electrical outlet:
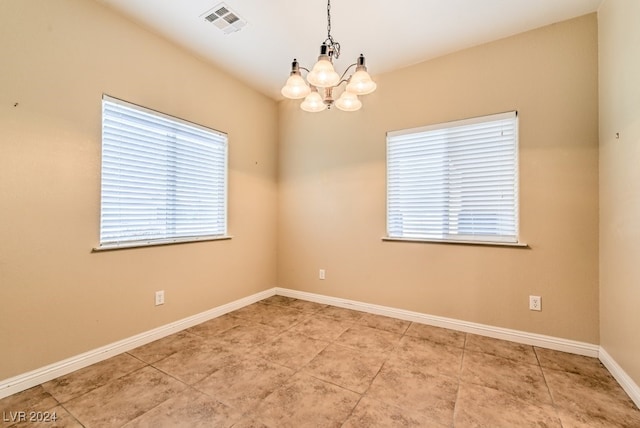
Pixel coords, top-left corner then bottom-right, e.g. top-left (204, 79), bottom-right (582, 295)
top-left (155, 290), bottom-right (165, 306)
top-left (319, 269), bottom-right (326, 280)
top-left (529, 295), bottom-right (541, 311)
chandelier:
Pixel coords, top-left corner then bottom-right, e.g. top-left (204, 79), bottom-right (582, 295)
top-left (280, 0), bottom-right (377, 112)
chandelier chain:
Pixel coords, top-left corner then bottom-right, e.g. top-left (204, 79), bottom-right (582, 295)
top-left (325, 0), bottom-right (340, 59)
top-left (327, 0), bottom-right (331, 39)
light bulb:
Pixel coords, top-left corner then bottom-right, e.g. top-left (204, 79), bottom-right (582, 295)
top-left (346, 69), bottom-right (377, 95)
top-left (281, 73), bottom-right (311, 99)
top-left (300, 90), bottom-right (327, 112)
top-left (307, 57), bottom-right (340, 88)
top-left (335, 90), bottom-right (362, 112)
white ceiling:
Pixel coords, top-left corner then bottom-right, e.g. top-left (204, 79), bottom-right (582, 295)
top-left (95, 0), bottom-right (602, 100)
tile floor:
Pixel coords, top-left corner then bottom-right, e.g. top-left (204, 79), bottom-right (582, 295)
top-left (2, 296), bottom-right (639, 427)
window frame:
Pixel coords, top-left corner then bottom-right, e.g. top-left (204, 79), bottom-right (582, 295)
top-left (96, 95), bottom-right (230, 251)
top-left (385, 111), bottom-right (524, 247)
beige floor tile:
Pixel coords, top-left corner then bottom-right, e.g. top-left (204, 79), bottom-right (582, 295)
top-left (544, 368), bottom-right (640, 427)
top-left (334, 324), bottom-right (402, 354)
top-left (230, 303), bottom-right (274, 324)
top-left (232, 303), bottom-right (306, 329)
top-left (366, 356), bottom-right (458, 426)
top-left (253, 373), bottom-right (360, 428)
top-left (316, 305), bottom-right (365, 322)
top-left (258, 295), bottom-right (298, 307)
top-left (42, 353), bottom-right (146, 403)
top-left (461, 350), bottom-right (552, 405)
top-left (404, 323), bottom-right (466, 348)
top-left (260, 296), bottom-right (327, 312)
top-left (357, 313), bottom-right (411, 335)
top-left (286, 315), bottom-right (351, 341)
top-left (454, 382), bottom-right (562, 427)
top-left (214, 323), bottom-right (282, 353)
top-left (185, 314), bottom-right (245, 339)
top-left (393, 335), bottom-right (463, 378)
top-left (128, 330), bottom-right (202, 364)
top-left (194, 356), bottom-right (293, 413)
top-left (63, 366), bottom-right (186, 427)
top-left (152, 340), bottom-right (236, 385)
top-left (303, 343), bottom-right (386, 393)
top-left (230, 417), bottom-right (270, 428)
top-left (122, 388), bottom-right (242, 428)
top-left (535, 347), bottom-right (614, 383)
top-left (0, 386), bottom-right (59, 428)
top-left (465, 334), bottom-right (538, 365)
top-left (252, 331), bottom-right (329, 370)
top-left (342, 397), bottom-right (446, 428)
top-left (0, 386), bottom-right (58, 415)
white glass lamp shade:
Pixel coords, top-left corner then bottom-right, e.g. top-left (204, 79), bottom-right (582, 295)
top-left (281, 73), bottom-right (311, 99)
top-left (306, 57), bottom-right (340, 88)
top-left (346, 69), bottom-right (377, 95)
top-left (335, 90), bottom-right (362, 112)
top-left (300, 90), bottom-right (327, 112)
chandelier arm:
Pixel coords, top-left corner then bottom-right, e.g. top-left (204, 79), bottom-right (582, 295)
top-left (337, 63), bottom-right (358, 82)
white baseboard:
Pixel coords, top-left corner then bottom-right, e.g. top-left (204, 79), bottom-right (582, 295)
top-left (599, 347), bottom-right (640, 408)
top-left (276, 288), bottom-right (639, 405)
top-left (275, 287), bottom-right (600, 357)
top-left (0, 288), bottom-right (276, 400)
top-left (5, 285), bottom-right (639, 410)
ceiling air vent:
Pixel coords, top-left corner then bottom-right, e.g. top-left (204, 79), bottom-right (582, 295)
top-left (201, 3), bottom-right (247, 35)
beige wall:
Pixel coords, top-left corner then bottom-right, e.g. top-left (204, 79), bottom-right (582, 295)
top-left (278, 14), bottom-right (600, 343)
top-left (599, 0), bottom-right (640, 385)
top-left (0, 0), bottom-right (278, 379)
top-left (0, 1), bottom-right (604, 384)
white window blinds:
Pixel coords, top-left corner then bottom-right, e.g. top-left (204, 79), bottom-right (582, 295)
top-left (100, 95), bottom-right (228, 248)
top-left (387, 111), bottom-right (518, 244)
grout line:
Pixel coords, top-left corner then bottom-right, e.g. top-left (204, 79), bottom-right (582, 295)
top-left (532, 352), bottom-right (555, 404)
top-left (58, 402), bottom-right (85, 428)
top-left (339, 394), bottom-right (365, 427)
top-left (451, 357), bottom-right (464, 427)
top-left (536, 358), bottom-right (565, 427)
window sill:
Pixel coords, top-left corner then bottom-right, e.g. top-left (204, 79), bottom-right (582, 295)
top-left (92, 235), bottom-right (233, 252)
top-left (382, 237), bottom-right (529, 248)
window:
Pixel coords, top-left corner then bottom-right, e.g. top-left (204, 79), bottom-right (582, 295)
top-left (386, 111), bottom-right (518, 244)
top-left (99, 95), bottom-right (228, 249)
